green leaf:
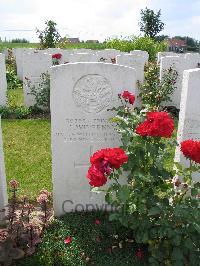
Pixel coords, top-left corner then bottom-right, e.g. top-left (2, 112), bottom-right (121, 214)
top-left (172, 234), bottom-right (181, 246)
top-left (148, 206), bottom-right (161, 216)
top-left (191, 188), bottom-right (198, 196)
top-left (184, 238), bottom-right (194, 250)
top-left (172, 247), bottom-right (184, 262)
top-left (117, 185), bottom-right (130, 203)
top-left (109, 213), bottom-right (119, 221)
top-left (105, 193), bottom-right (113, 204)
top-left (194, 223), bottom-right (200, 233)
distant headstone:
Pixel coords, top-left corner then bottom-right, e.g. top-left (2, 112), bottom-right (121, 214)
top-left (15, 48), bottom-right (34, 80)
top-left (0, 53), bottom-right (7, 106)
top-left (0, 118), bottom-right (8, 224)
top-left (116, 54), bottom-right (146, 106)
top-left (73, 49), bottom-right (93, 53)
top-left (50, 62), bottom-right (136, 216)
top-left (46, 48), bottom-right (62, 54)
top-left (65, 53), bottom-right (98, 63)
top-left (129, 50), bottom-right (149, 63)
top-left (175, 68), bottom-right (200, 183)
top-left (157, 51), bottom-right (176, 63)
top-left (96, 49), bottom-right (121, 63)
top-left (160, 53), bottom-right (200, 109)
top-left (23, 53), bottom-right (52, 107)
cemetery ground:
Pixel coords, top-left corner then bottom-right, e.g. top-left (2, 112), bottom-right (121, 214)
top-left (1, 88), bottom-right (177, 265)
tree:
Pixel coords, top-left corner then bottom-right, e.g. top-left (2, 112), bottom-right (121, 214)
top-left (36, 20), bottom-right (60, 48)
top-left (139, 7), bottom-right (164, 39)
top-left (155, 35), bottom-right (169, 42)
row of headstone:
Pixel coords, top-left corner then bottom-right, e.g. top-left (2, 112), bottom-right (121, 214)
top-left (175, 68), bottom-right (200, 182)
top-left (0, 53), bottom-right (7, 106)
top-left (14, 47), bottom-right (147, 79)
top-left (159, 53), bottom-right (200, 109)
top-left (21, 49), bottom-right (148, 107)
top-left (0, 118), bottom-right (8, 224)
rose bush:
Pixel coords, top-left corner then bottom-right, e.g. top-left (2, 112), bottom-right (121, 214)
top-left (87, 91), bottom-right (200, 265)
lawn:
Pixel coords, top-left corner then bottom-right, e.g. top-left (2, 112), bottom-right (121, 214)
top-left (0, 42), bottom-right (106, 52)
top-left (7, 88), bottom-right (24, 107)
top-left (0, 42), bottom-right (39, 52)
top-left (2, 119), bottom-right (52, 199)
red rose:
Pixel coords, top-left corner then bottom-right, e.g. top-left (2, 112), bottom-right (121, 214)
top-left (135, 112), bottom-right (174, 138)
top-left (52, 53), bottom-right (62, 60)
top-left (90, 148), bottom-right (128, 170)
top-left (181, 139), bottom-right (200, 164)
top-left (95, 219), bottom-right (101, 225)
top-left (87, 148), bottom-right (128, 187)
top-left (87, 165), bottom-right (107, 187)
top-left (121, 90), bottom-right (135, 104)
top-left (64, 236), bottom-right (72, 244)
top-left (136, 248), bottom-right (143, 259)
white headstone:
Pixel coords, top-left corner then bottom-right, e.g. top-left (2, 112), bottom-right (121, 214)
top-left (130, 50), bottom-right (149, 63)
top-left (23, 53), bottom-right (52, 107)
top-left (0, 54), bottom-right (7, 106)
top-left (157, 51), bottom-right (176, 63)
top-left (0, 118), bottom-right (8, 224)
top-left (50, 62), bottom-right (136, 216)
top-left (65, 53), bottom-right (98, 63)
top-left (175, 68), bottom-right (200, 183)
top-left (46, 48), bottom-right (62, 54)
top-left (2, 49), bottom-right (9, 59)
top-left (116, 54), bottom-right (146, 106)
top-left (160, 54), bottom-right (200, 109)
top-left (73, 49), bottom-right (93, 53)
top-left (15, 48), bottom-right (34, 80)
top-left (96, 49), bottom-right (121, 63)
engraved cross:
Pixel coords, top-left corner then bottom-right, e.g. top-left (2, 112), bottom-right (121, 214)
top-left (74, 145), bottom-right (94, 168)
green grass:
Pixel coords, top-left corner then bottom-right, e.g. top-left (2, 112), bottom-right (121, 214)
top-left (0, 42), bottom-right (39, 51)
top-left (0, 42), bottom-right (106, 52)
top-left (2, 119), bottom-right (52, 199)
top-left (7, 88), bottom-right (24, 107)
top-left (17, 212), bottom-right (147, 266)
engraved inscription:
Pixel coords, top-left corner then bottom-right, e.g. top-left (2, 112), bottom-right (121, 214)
top-left (182, 119), bottom-right (200, 139)
top-left (54, 118), bottom-right (120, 143)
top-left (74, 145), bottom-right (93, 168)
top-left (72, 74), bottom-right (112, 113)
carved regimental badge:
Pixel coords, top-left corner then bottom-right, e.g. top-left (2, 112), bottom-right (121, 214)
top-left (73, 74), bottom-right (113, 113)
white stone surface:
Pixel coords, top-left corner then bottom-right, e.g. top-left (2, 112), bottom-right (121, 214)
top-left (96, 49), bottom-right (121, 63)
top-left (175, 68), bottom-right (200, 182)
top-left (73, 49), bottom-right (93, 53)
top-left (64, 53), bottom-right (98, 63)
top-left (160, 54), bottom-right (200, 108)
top-left (129, 50), bottom-right (149, 63)
top-left (46, 48), bottom-right (62, 54)
top-left (0, 118), bottom-right (8, 223)
top-left (50, 62), bottom-right (136, 216)
top-left (23, 53), bottom-right (52, 107)
top-left (0, 54), bottom-right (7, 106)
top-left (15, 48), bottom-right (34, 80)
top-left (116, 54), bottom-right (146, 106)
top-left (2, 49), bottom-right (9, 59)
top-left (157, 52), bottom-right (176, 63)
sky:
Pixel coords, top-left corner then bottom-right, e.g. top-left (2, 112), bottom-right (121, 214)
top-left (0, 0), bottom-right (200, 42)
